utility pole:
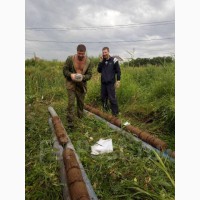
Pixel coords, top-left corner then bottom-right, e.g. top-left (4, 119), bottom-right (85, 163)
top-left (126, 48), bottom-right (135, 67)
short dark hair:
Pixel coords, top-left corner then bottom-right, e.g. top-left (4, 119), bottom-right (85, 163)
top-left (77, 44), bottom-right (86, 52)
top-left (102, 47), bottom-right (109, 52)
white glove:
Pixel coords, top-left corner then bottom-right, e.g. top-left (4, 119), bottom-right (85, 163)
top-left (115, 81), bottom-right (120, 88)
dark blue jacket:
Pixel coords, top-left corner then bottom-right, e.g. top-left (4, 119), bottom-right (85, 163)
top-left (97, 56), bottom-right (121, 84)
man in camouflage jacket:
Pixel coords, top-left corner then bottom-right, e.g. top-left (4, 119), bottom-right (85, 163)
top-left (63, 44), bottom-right (92, 129)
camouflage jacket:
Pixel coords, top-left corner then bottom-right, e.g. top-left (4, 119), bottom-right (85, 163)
top-left (63, 55), bottom-right (92, 82)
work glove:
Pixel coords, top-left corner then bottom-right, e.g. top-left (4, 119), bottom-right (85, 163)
top-left (115, 81), bottom-right (120, 89)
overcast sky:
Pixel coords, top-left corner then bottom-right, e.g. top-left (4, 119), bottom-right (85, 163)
top-left (25, 0), bottom-right (175, 61)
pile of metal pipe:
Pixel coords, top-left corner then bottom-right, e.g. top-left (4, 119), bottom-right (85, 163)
top-left (48, 106), bottom-right (98, 200)
top-left (84, 104), bottom-right (167, 151)
top-left (63, 148), bottom-right (90, 200)
top-left (52, 116), bottom-right (68, 146)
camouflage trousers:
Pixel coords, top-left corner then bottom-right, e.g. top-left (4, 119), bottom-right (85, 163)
top-left (66, 81), bottom-right (87, 126)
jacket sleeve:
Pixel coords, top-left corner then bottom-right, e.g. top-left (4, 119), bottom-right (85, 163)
top-left (97, 62), bottom-right (103, 73)
top-left (114, 60), bottom-right (121, 81)
top-left (83, 60), bottom-right (92, 81)
top-left (63, 56), bottom-right (73, 79)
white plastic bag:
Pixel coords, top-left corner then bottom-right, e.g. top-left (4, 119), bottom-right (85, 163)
top-left (123, 121), bottom-right (130, 126)
top-left (91, 139), bottom-right (113, 155)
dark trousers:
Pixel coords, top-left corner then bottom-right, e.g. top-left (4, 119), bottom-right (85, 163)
top-left (101, 83), bottom-right (119, 116)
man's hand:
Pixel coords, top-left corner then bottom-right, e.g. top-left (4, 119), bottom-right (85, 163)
top-left (115, 81), bottom-right (120, 89)
top-left (70, 73), bottom-right (76, 81)
top-left (99, 56), bottom-right (103, 62)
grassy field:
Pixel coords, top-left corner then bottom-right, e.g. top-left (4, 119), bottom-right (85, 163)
top-left (25, 59), bottom-right (175, 199)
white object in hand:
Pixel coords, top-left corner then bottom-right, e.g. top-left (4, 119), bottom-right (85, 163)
top-left (74, 73), bottom-right (83, 82)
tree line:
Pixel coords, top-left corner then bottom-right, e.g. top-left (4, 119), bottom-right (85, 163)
top-left (25, 56), bottom-right (174, 68)
top-left (123, 56), bottom-right (174, 67)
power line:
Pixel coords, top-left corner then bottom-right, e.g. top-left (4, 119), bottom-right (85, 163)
top-left (25, 37), bottom-right (174, 44)
top-left (135, 48), bottom-right (174, 52)
top-left (25, 48), bottom-right (174, 55)
top-left (26, 20), bottom-right (175, 31)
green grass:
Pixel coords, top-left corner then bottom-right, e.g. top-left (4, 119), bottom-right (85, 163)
top-left (86, 63), bottom-right (175, 149)
top-left (26, 104), bottom-right (63, 200)
top-left (69, 115), bottom-right (175, 200)
top-left (25, 60), bottom-right (175, 199)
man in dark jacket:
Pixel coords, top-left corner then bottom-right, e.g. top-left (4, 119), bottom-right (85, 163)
top-left (63, 44), bottom-right (92, 129)
top-left (97, 47), bottom-right (121, 116)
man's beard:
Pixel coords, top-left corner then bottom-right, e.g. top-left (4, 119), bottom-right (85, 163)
top-left (103, 55), bottom-right (109, 59)
top-left (78, 56), bottom-right (84, 61)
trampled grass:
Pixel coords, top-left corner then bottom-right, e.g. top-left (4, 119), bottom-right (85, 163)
top-left (86, 63), bottom-right (175, 148)
top-left (25, 60), bottom-right (175, 199)
top-left (69, 115), bottom-right (175, 200)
